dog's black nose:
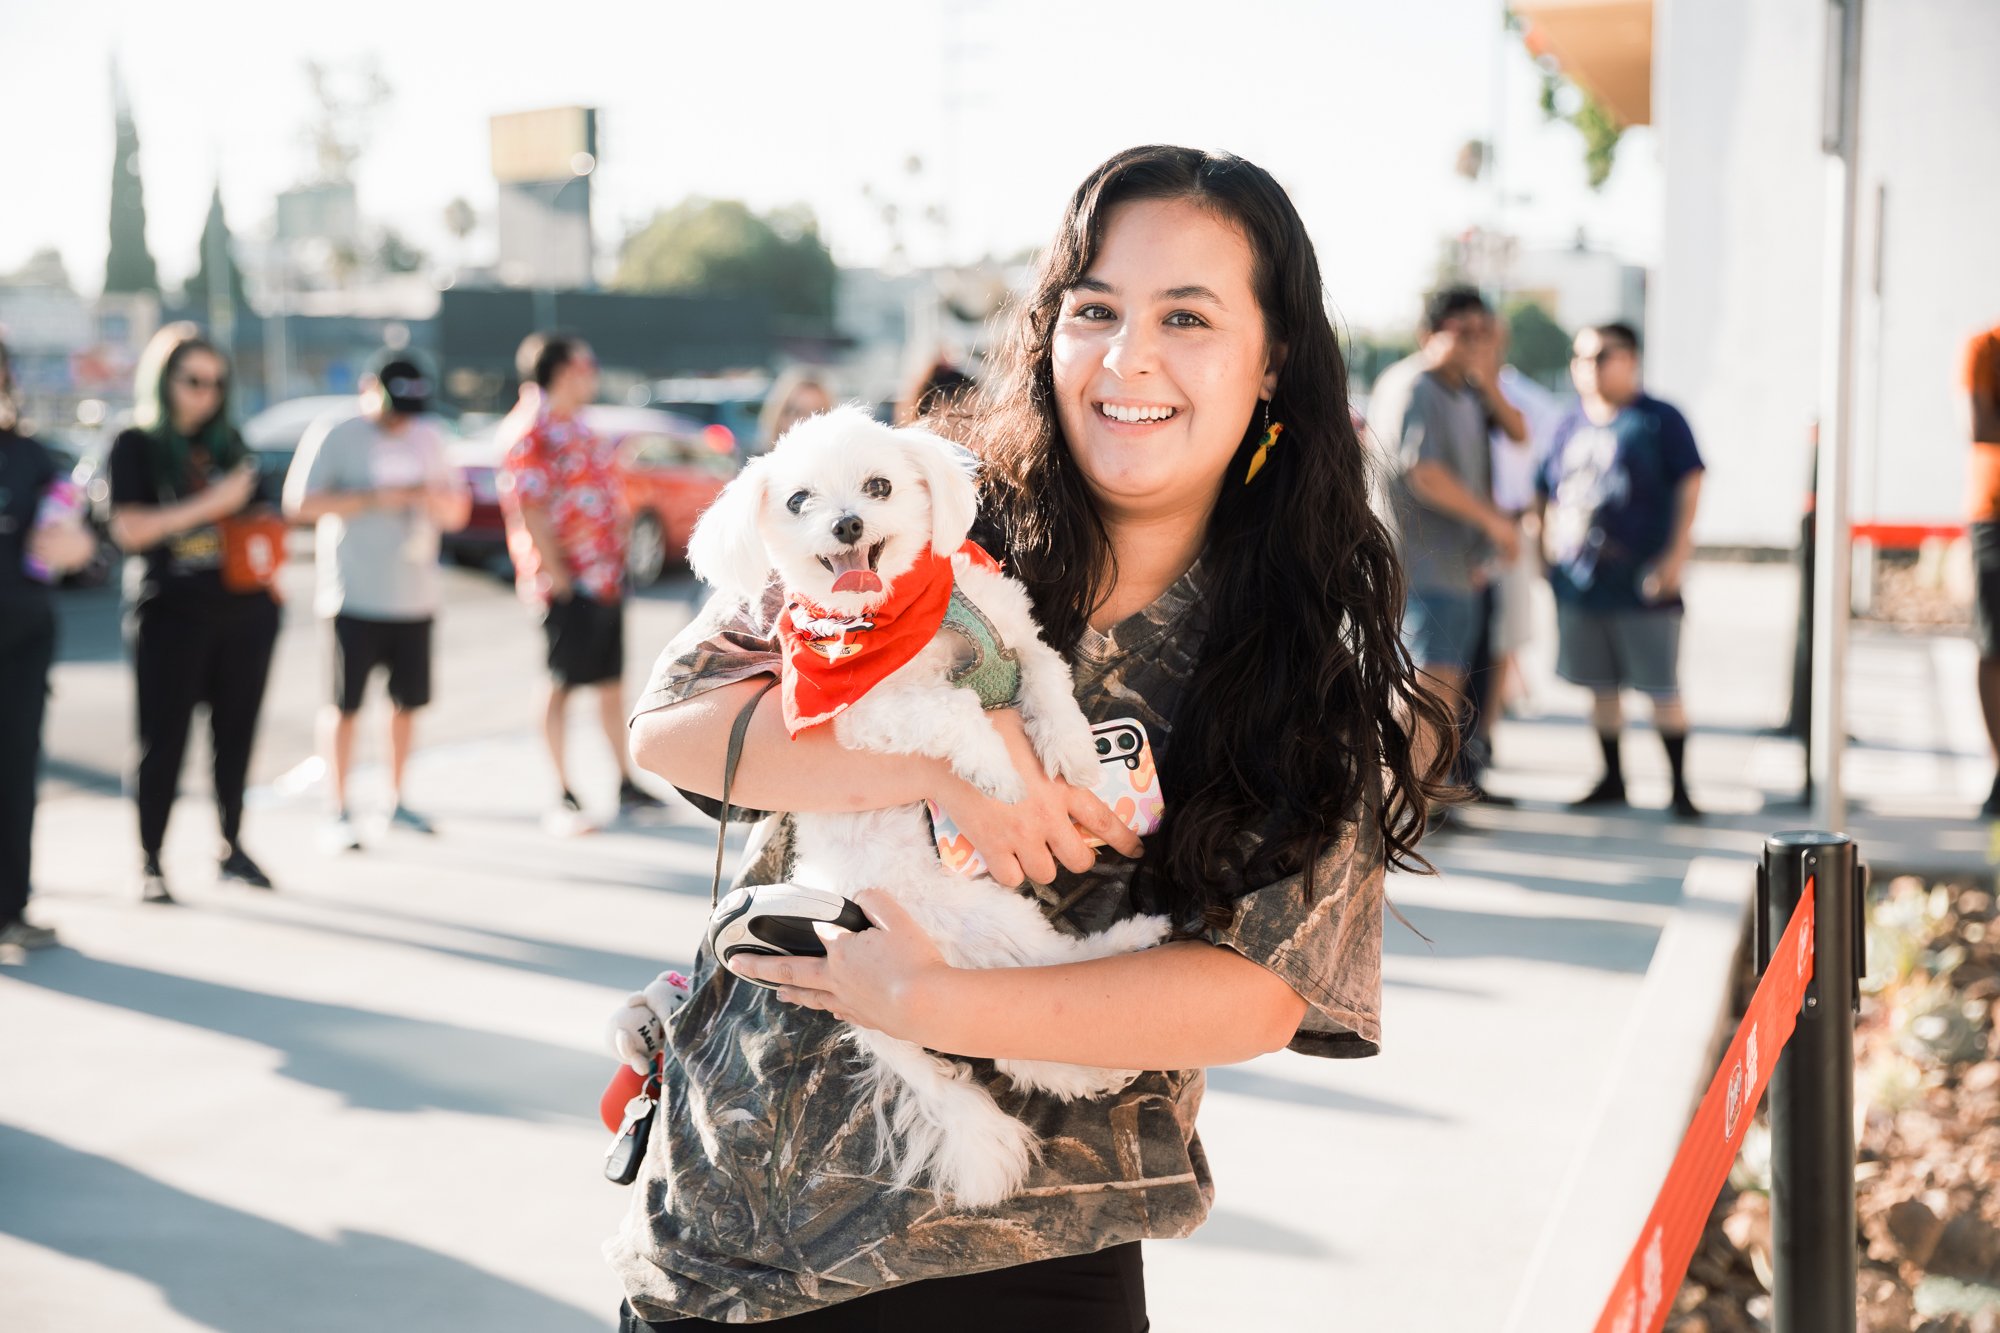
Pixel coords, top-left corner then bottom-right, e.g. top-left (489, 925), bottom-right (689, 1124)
top-left (831, 513), bottom-right (864, 545)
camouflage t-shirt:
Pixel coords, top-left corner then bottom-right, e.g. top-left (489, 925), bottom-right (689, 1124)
top-left (607, 561), bottom-right (1386, 1322)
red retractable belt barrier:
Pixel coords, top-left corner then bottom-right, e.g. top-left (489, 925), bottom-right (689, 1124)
top-left (1594, 878), bottom-right (1819, 1333)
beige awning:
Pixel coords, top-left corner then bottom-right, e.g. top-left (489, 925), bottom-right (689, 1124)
top-left (1513, 0), bottom-right (1654, 127)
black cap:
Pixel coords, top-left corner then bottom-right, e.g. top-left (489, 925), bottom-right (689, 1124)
top-left (366, 351), bottom-right (434, 414)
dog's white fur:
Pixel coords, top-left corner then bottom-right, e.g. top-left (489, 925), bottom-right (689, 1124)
top-left (688, 405), bottom-right (1171, 1209)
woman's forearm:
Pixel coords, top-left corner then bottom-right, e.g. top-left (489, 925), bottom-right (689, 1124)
top-left (110, 497), bottom-right (213, 552)
top-left (912, 941), bottom-right (1307, 1070)
top-left (630, 678), bottom-right (945, 814)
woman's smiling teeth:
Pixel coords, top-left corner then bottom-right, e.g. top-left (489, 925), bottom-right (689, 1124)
top-left (1098, 402), bottom-right (1178, 424)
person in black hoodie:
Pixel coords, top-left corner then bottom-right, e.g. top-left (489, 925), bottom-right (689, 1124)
top-left (106, 323), bottom-right (280, 903)
top-left (0, 338), bottom-right (96, 949)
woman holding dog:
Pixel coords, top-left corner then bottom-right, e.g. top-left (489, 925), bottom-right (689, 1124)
top-left (620, 146), bottom-right (1456, 1328)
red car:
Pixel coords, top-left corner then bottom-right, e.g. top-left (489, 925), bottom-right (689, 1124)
top-left (446, 405), bottom-right (737, 585)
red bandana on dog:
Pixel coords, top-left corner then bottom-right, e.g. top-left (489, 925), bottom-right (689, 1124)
top-left (777, 540), bottom-right (1001, 736)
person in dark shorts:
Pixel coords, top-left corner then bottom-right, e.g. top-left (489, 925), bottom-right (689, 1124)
top-left (284, 350), bottom-right (469, 851)
top-left (1540, 322), bottom-right (1706, 818)
top-left (1965, 321), bottom-right (2000, 817)
top-left (1367, 285), bottom-right (1526, 800)
top-left (497, 333), bottom-right (664, 831)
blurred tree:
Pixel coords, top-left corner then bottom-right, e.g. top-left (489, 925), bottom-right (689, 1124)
top-left (301, 58), bottom-right (392, 185)
top-left (1503, 299), bottom-right (1573, 390)
top-left (1510, 9), bottom-right (1627, 191)
top-left (375, 228), bottom-right (427, 274)
top-left (104, 66), bottom-right (160, 296)
top-left (1536, 67), bottom-right (1625, 190)
top-left (614, 198), bottom-right (836, 322)
top-left (10, 248), bottom-right (73, 289)
top-left (1347, 333), bottom-right (1417, 391)
top-left (182, 185), bottom-right (249, 315)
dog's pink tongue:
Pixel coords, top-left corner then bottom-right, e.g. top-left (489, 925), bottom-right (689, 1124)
top-left (833, 568), bottom-right (883, 594)
top-left (828, 546), bottom-right (880, 594)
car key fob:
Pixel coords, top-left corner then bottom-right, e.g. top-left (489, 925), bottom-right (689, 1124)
top-left (604, 1092), bottom-right (657, 1185)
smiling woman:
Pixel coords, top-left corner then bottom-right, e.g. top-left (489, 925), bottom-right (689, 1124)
top-left (615, 145), bottom-right (1458, 1330)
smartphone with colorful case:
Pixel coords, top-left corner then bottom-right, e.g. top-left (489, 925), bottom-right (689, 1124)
top-left (928, 717), bottom-right (1164, 877)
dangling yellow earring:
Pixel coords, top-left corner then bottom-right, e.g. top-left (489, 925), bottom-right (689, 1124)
top-left (1244, 398), bottom-right (1283, 484)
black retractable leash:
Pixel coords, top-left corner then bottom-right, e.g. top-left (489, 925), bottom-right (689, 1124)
top-left (604, 678), bottom-right (775, 1185)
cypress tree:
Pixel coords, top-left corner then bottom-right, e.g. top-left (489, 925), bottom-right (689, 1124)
top-left (104, 69), bottom-right (160, 295)
top-left (184, 184), bottom-right (249, 314)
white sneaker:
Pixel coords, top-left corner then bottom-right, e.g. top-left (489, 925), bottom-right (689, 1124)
top-left (542, 790), bottom-right (593, 838)
top-left (321, 813), bottom-right (364, 854)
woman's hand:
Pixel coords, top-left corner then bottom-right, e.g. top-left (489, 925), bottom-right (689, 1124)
top-left (929, 709), bottom-right (1143, 888)
top-left (726, 890), bottom-right (954, 1043)
top-left (202, 463), bottom-right (259, 520)
top-left (27, 516), bottom-right (94, 576)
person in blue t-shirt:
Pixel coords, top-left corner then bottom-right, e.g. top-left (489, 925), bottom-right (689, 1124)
top-left (1538, 322), bottom-right (1706, 818)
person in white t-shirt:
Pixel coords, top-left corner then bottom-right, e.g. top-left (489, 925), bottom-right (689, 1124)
top-left (284, 353), bottom-right (470, 851)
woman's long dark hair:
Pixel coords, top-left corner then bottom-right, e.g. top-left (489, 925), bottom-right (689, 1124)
top-left (974, 145), bottom-right (1459, 932)
top-left (132, 321), bottom-right (247, 495)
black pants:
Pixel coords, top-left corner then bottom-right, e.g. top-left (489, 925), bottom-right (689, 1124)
top-left (1457, 583), bottom-right (1500, 784)
top-left (0, 590), bottom-right (56, 925)
top-left (127, 591), bottom-right (280, 858)
top-left (618, 1242), bottom-right (1147, 1331)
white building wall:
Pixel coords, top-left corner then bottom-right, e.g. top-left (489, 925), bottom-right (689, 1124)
top-left (1653, 0), bottom-right (2000, 547)
top-left (1507, 246), bottom-right (1647, 333)
top-left (1651, 0), bottom-right (1827, 548)
top-left (1853, 0), bottom-right (2000, 527)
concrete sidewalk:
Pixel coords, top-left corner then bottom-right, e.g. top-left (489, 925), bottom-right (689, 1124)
top-left (2, 559), bottom-right (1990, 1332)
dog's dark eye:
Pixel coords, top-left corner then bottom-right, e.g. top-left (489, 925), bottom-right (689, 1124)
top-left (862, 477), bottom-right (892, 500)
top-left (786, 490), bottom-right (809, 514)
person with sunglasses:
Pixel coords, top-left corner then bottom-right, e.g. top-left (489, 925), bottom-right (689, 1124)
top-left (106, 323), bottom-right (282, 902)
top-left (1539, 322), bottom-right (1706, 818)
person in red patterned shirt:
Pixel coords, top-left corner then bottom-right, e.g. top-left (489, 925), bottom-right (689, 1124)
top-left (498, 333), bottom-right (665, 831)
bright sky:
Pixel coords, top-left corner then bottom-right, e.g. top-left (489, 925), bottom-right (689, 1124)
top-left (0, 0), bottom-right (1660, 332)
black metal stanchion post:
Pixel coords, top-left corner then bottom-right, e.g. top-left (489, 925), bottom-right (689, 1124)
top-left (1760, 831), bottom-right (1864, 1333)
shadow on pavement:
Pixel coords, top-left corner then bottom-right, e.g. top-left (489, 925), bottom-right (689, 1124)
top-left (1205, 1065), bottom-right (1453, 1123)
top-left (11, 952), bottom-right (607, 1123)
top-left (49, 584), bottom-right (126, 665)
top-left (207, 897), bottom-right (697, 992)
top-left (1185, 1205), bottom-right (1338, 1259)
top-left (38, 754), bottom-right (125, 797)
top-left (0, 1123), bottom-right (611, 1333)
top-left (1387, 903), bottom-right (1661, 974)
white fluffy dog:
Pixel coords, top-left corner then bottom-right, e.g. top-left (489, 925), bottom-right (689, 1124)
top-left (686, 405), bottom-right (1170, 1209)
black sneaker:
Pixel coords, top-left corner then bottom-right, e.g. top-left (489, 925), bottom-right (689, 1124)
top-left (1570, 774), bottom-right (1628, 810)
top-left (1670, 788), bottom-right (1704, 820)
top-left (141, 857), bottom-right (177, 906)
top-left (1983, 771), bottom-right (2000, 820)
top-left (219, 847), bottom-right (275, 890)
top-left (619, 779), bottom-right (667, 813)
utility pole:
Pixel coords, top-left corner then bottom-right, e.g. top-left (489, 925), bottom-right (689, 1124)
top-left (1811, 0), bottom-right (1864, 832)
